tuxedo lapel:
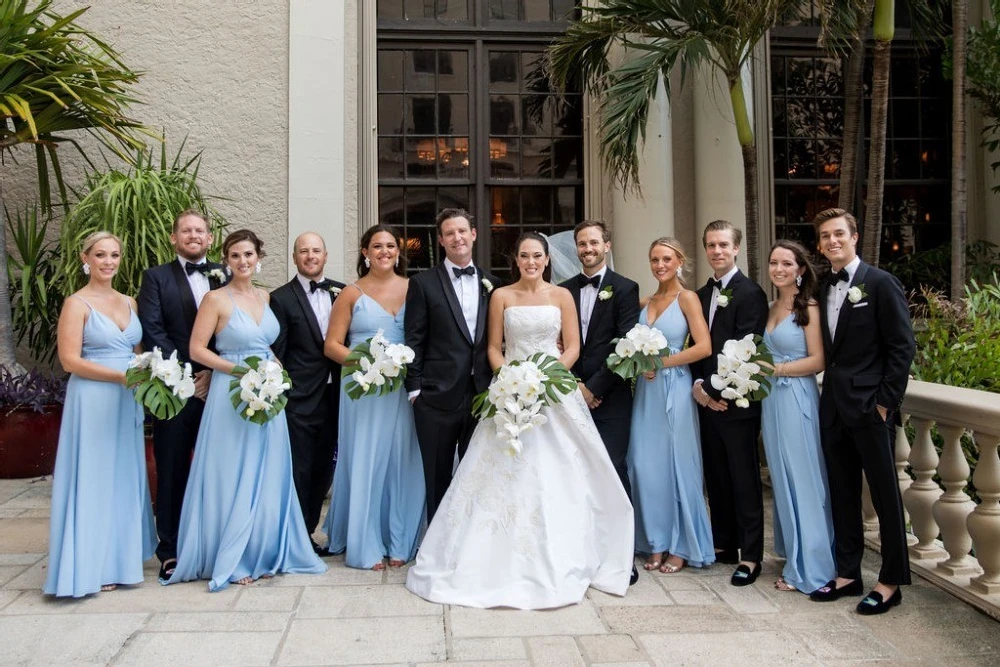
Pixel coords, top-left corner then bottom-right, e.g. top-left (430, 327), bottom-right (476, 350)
top-left (832, 261), bottom-right (869, 350)
top-left (586, 273), bottom-right (612, 345)
top-left (291, 279), bottom-right (324, 347)
top-left (698, 285), bottom-right (712, 330)
top-left (474, 268), bottom-right (489, 345)
top-left (169, 260), bottom-right (199, 330)
top-left (818, 279), bottom-right (834, 352)
top-left (436, 264), bottom-right (473, 345)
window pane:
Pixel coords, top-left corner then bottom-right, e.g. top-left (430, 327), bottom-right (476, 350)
top-left (378, 94), bottom-right (404, 134)
top-left (377, 0), bottom-right (403, 20)
top-left (490, 95), bottom-right (518, 134)
top-left (521, 187), bottom-right (551, 225)
top-left (438, 52), bottom-right (467, 91)
top-left (378, 137), bottom-right (405, 179)
top-left (489, 0), bottom-right (518, 20)
top-left (552, 0), bottom-right (575, 20)
top-left (522, 138), bottom-right (552, 178)
top-left (407, 51), bottom-right (436, 90)
top-left (490, 137), bottom-right (519, 178)
top-left (435, 0), bottom-right (467, 20)
top-left (379, 186), bottom-right (405, 226)
top-left (489, 52), bottom-right (519, 92)
top-left (378, 51), bottom-right (405, 91)
top-left (524, 1), bottom-right (550, 22)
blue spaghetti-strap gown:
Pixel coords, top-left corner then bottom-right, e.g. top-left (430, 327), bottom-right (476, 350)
top-left (167, 290), bottom-right (326, 590)
top-left (627, 298), bottom-right (715, 567)
top-left (44, 297), bottom-right (156, 597)
top-left (761, 314), bottom-right (835, 593)
top-left (323, 292), bottom-right (425, 569)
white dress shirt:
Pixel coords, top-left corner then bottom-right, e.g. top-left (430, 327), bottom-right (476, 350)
top-left (443, 258), bottom-right (479, 340)
top-left (579, 265), bottom-right (608, 342)
top-left (177, 255), bottom-right (210, 307)
top-left (296, 274), bottom-right (333, 339)
top-left (708, 264), bottom-right (740, 330)
top-left (826, 255), bottom-right (861, 338)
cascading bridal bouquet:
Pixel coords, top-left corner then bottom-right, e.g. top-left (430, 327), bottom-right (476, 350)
top-left (605, 323), bottom-right (671, 380)
top-left (126, 348), bottom-right (196, 420)
top-left (341, 329), bottom-right (415, 399)
top-left (471, 352), bottom-right (577, 456)
top-left (229, 357), bottom-right (292, 424)
top-left (710, 333), bottom-right (773, 408)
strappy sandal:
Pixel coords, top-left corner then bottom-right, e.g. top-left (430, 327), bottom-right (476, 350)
top-left (388, 558), bottom-right (406, 568)
top-left (643, 553), bottom-right (663, 571)
top-left (774, 577), bottom-right (798, 592)
top-left (100, 584), bottom-right (118, 592)
top-left (371, 561), bottom-right (386, 571)
top-left (659, 556), bottom-right (686, 574)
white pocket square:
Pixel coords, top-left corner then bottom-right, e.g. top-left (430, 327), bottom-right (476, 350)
top-left (852, 302), bottom-right (869, 308)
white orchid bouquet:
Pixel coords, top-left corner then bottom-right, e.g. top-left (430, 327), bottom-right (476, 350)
top-left (472, 352), bottom-right (577, 456)
top-left (710, 334), bottom-right (774, 408)
top-left (605, 323), bottom-right (671, 380)
top-left (127, 348), bottom-right (196, 420)
top-left (229, 357), bottom-right (292, 424)
top-left (341, 329), bottom-right (415, 400)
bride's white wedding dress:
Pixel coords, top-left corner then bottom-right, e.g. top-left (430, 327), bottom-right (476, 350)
top-left (406, 305), bottom-right (635, 609)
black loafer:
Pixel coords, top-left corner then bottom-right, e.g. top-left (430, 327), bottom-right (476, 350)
top-left (730, 562), bottom-right (761, 587)
top-left (809, 578), bottom-right (864, 602)
top-left (157, 558), bottom-right (177, 582)
top-left (629, 565), bottom-right (639, 586)
top-left (715, 549), bottom-right (739, 565)
top-left (856, 588), bottom-right (902, 615)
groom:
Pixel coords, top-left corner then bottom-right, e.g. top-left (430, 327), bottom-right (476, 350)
top-left (560, 220), bottom-right (640, 585)
top-left (137, 209), bottom-right (225, 581)
top-left (809, 208), bottom-right (915, 615)
top-left (405, 209), bottom-right (499, 521)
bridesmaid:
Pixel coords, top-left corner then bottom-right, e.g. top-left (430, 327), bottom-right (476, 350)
top-left (167, 229), bottom-right (326, 590)
top-left (761, 240), bottom-right (835, 593)
top-left (628, 238), bottom-right (714, 574)
top-left (45, 231), bottom-right (155, 597)
top-left (323, 224), bottom-right (425, 570)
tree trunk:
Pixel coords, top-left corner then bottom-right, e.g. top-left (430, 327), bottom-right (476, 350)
top-left (839, 36), bottom-right (866, 211)
top-left (729, 76), bottom-right (760, 283)
top-left (0, 184), bottom-right (25, 373)
top-left (863, 38), bottom-right (892, 267)
top-left (951, 0), bottom-right (968, 300)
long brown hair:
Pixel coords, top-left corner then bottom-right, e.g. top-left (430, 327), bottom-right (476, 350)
top-left (770, 239), bottom-right (817, 326)
top-left (358, 224), bottom-right (407, 277)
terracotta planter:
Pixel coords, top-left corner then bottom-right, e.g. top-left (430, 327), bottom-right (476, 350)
top-left (0, 405), bottom-right (62, 478)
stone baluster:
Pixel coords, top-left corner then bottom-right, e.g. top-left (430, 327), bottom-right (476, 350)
top-left (968, 433), bottom-right (1000, 595)
top-left (894, 416), bottom-right (912, 527)
top-left (902, 417), bottom-right (945, 559)
top-left (862, 478), bottom-right (879, 535)
top-left (932, 424), bottom-right (979, 575)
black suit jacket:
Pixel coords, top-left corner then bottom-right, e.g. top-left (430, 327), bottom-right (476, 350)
top-left (270, 277), bottom-right (346, 416)
top-left (692, 269), bottom-right (769, 421)
top-left (560, 270), bottom-right (640, 401)
top-left (818, 260), bottom-right (915, 427)
top-left (404, 264), bottom-right (499, 410)
top-left (137, 259), bottom-right (225, 372)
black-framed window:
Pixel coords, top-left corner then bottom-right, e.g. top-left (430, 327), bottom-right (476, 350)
top-left (376, 1), bottom-right (583, 279)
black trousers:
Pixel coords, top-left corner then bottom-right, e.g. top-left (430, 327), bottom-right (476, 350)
top-left (287, 383), bottom-right (339, 536)
top-left (413, 380), bottom-right (477, 522)
top-left (698, 412), bottom-right (764, 563)
top-left (821, 411), bottom-right (911, 585)
top-left (591, 390), bottom-right (633, 500)
top-left (153, 396), bottom-right (204, 562)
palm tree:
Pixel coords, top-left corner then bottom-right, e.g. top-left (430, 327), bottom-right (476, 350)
top-left (0, 0), bottom-right (147, 371)
top-left (549, 0), bottom-right (800, 283)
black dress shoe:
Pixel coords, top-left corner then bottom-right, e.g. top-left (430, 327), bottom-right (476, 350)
top-left (629, 565), bottom-right (639, 586)
top-left (809, 578), bottom-right (864, 602)
top-left (715, 549), bottom-right (739, 564)
top-left (730, 562), bottom-right (761, 587)
top-left (856, 588), bottom-right (902, 615)
top-left (157, 558), bottom-right (177, 582)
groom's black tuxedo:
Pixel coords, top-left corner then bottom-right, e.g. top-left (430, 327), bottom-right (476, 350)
top-left (560, 269), bottom-right (640, 497)
top-left (405, 263), bottom-right (499, 521)
top-left (270, 276), bottom-right (346, 537)
top-left (137, 258), bottom-right (225, 562)
top-left (692, 269), bottom-right (768, 563)
top-left (818, 260), bottom-right (915, 586)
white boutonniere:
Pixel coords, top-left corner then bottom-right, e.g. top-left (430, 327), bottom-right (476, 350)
top-left (481, 278), bottom-right (494, 294)
top-left (207, 268), bottom-right (227, 283)
top-left (847, 284), bottom-right (868, 304)
top-left (716, 288), bottom-right (733, 308)
top-left (598, 285), bottom-right (613, 301)
top-left (329, 285), bottom-right (342, 297)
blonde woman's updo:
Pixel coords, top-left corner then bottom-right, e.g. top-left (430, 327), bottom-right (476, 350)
top-left (81, 231), bottom-right (123, 255)
top-left (649, 237), bottom-right (687, 283)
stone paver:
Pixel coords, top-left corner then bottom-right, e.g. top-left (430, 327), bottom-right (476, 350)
top-left (0, 476), bottom-right (997, 667)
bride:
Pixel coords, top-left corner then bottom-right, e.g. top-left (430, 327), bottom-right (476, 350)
top-left (406, 232), bottom-right (635, 609)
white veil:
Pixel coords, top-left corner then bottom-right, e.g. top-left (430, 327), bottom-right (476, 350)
top-left (543, 230), bottom-right (614, 285)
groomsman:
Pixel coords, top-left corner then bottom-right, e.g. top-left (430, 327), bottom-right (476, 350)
top-left (691, 219), bottom-right (769, 587)
top-left (138, 209), bottom-right (225, 581)
top-left (270, 232), bottom-right (346, 553)
top-left (405, 209), bottom-right (499, 522)
top-left (808, 208), bottom-right (915, 615)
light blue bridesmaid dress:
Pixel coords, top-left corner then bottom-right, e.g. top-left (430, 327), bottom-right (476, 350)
top-left (168, 289), bottom-right (326, 591)
top-left (44, 296), bottom-right (156, 597)
top-left (627, 299), bottom-right (715, 567)
top-left (323, 289), bottom-right (425, 569)
top-left (761, 314), bottom-right (836, 593)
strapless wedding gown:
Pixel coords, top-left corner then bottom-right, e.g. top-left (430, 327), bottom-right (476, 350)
top-left (406, 305), bottom-right (634, 609)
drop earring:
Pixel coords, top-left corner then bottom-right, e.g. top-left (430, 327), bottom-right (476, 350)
top-left (395, 257), bottom-right (399, 268)
top-left (255, 262), bottom-right (262, 274)
top-left (676, 266), bottom-right (683, 279)
top-left (364, 257), bottom-right (371, 269)
top-left (795, 275), bottom-right (802, 287)
top-left (225, 266), bottom-right (232, 276)
top-left (82, 263), bottom-right (90, 276)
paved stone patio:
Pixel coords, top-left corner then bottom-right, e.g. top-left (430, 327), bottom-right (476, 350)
top-left (1, 476), bottom-right (998, 667)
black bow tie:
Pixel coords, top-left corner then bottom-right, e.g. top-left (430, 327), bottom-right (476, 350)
top-left (706, 277), bottom-right (723, 291)
top-left (309, 279), bottom-right (333, 293)
top-left (578, 274), bottom-right (601, 289)
top-left (185, 262), bottom-right (209, 276)
top-left (827, 268), bottom-right (850, 287)
top-left (452, 265), bottom-right (476, 278)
